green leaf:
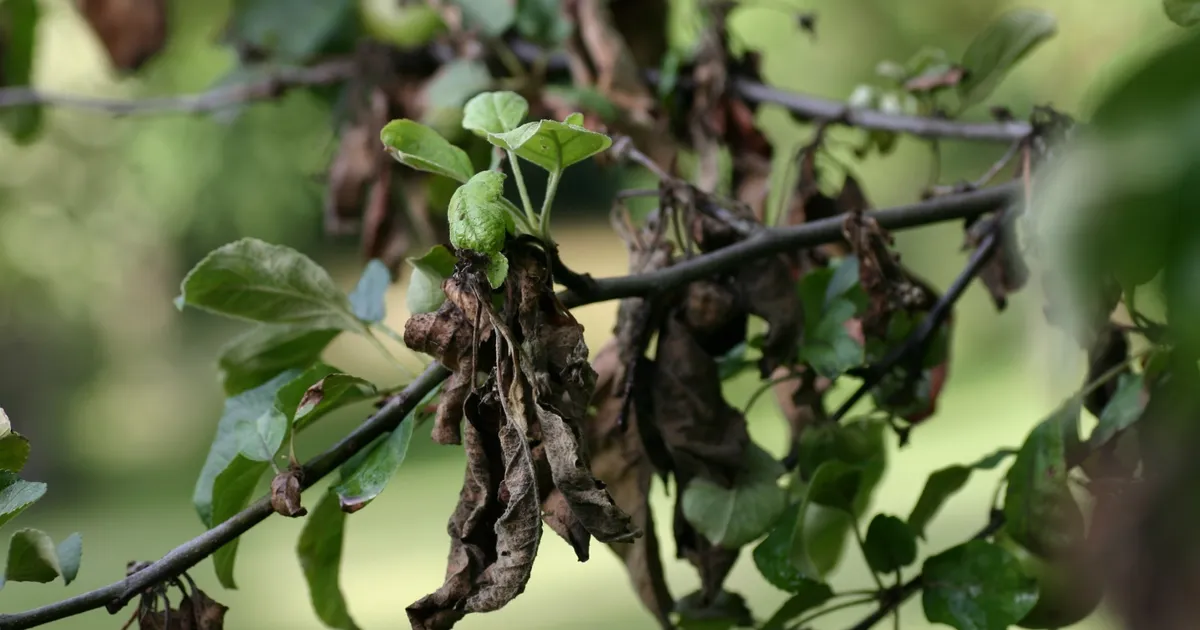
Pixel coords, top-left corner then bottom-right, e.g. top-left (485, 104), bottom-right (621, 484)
top-left (759, 579), bottom-right (833, 630)
top-left (516, 0), bottom-right (571, 44)
top-left (334, 415), bottom-right (415, 512)
top-left (682, 443), bottom-right (787, 548)
top-left (55, 533), bottom-right (81, 586)
top-left (797, 269), bottom-right (864, 378)
top-left (298, 489), bottom-right (359, 629)
top-left (348, 260), bottom-right (391, 324)
top-left (806, 460), bottom-right (862, 513)
top-left (1003, 401), bottom-right (1083, 556)
top-left (824, 257), bottom-right (861, 308)
top-left (922, 540), bottom-right (1039, 630)
top-left (217, 325), bottom-right (340, 396)
top-left (194, 370), bottom-right (301, 527)
top-left (1165, 0), bottom-right (1200, 26)
top-left (0, 472), bottom-right (46, 531)
top-left (674, 590), bottom-right (754, 630)
top-left (405, 245), bottom-right (457, 314)
top-left (0, 409), bottom-right (29, 473)
top-left (486, 252), bottom-right (509, 289)
top-left (293, 373), bottom-right (378, 432)
top-left (1090, 373), bottom-right (1144, 448)
top-left (211, 455), bottom-right (269, 589)
top-left (863, 514), bottom-right (917, 573)
top-left (380, 119), bottom-right (476, 183)
top-left (177, 238), bottom-right (363, 333)
top-left (752, 503), bottom-right (819, 592)
top-left (424, 59), bottom-right (493, 112)
top-left (234, 407), bottom-right (286, 463)
top-left (448, 171), bottom-right (513, 254)
top-left (455, 0), bottom-right (515, 36)
top-left (487, 118), bottom-right (613, 172)
top-left (3, 529), bottom-right (59, 585)
top-left (957, 9), bottom-right (1057, 108)
top-left (224, 0), bottom-right (355, 63)
top-left (0, 0), bottom-right (43, 143)
top-left (462, 91), bottom-right (529, 136)
top-left (360, 1), bottom-right (446, 47)
top-left (908, 448), bottom-right (1016, 538)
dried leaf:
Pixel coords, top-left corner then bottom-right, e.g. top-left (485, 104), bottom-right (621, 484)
top-left (966, 213), bottom-right (1029, 311)
top-left (79, 0), bottom-right (166, 71)
top-left (541, 488), bottom-right (591, 561)
top-left (269, 468), bottom-right (306, 518)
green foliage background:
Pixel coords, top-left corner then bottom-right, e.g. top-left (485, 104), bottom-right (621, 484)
top-left (0, 0), bottom-right (1178, 627)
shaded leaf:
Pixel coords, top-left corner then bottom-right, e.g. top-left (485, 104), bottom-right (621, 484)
top-left (380, 119), bottom-right (476, 183)
top-left (297, 489), bottom-right (359, 630)
top-left (406, 245), bottom-right (458, 315)
top-left (957, 9), bottom-right (1057, 108)
top-left (1089, 373), bottom-right (1145, 448)
top-left (922, 540), bottom-right (1039, 630)
top-left (487, 118), bottom-right (613, 172)
top-left (448, 171), bottom-right (513, 254)
top-left (462, 91), bottom-right (529, 136)
top-left (217, 325), bottom-right (340, 396)
top-left (0, 472), bottom-right (45, 531)
top-left (176, 238), bottom-right (363, 333)
top-left (455, 0), bottom-right (515, 36)
top-left (908, 448), bottom-right (1016, 538)
top-left (224, 0), bottom-right (355, 63)
top-left (674, 590), bottom-right (754, 630)
top-left (293, 374), bottom-right (378, 431)
top-left (1166, 0), bottom-right (1200, 25)
top-left (348, 260), bottom-right (391, 324)
top-left (516, 0), bottom-right (571, 44)
top-left (682, 443), bottom-right (788, 548)
top-left (863, 514), bottom-right (916, 573)
top-left (759, 579), bottom-right (833, 630)
top-left (0, 0), bottom-right (42, 143)
top-left (211, 456), bottom-right (269, 589)
top-left (486, 252), bottom-right (509, 289)
top-left (752, 503), bottom-right (819, 592)
top-left (3, 529), bottom-right (59, 585)
top-left (1003, 401), bottom-right (1084, 556)
top-left (79, 0), bottom-right (167, 71)
top-left (424, 59), bottom-right (492, 112)
top-left (806, 460), bottom-right (862, 514)
top-left (269, 468), bottom-right (306, 517)
top-left (798, 269), bottom-right (864, 378)
top-left (333, 412), bottom-right (415, 513)
top-left (55, 533), bottom-right (82, 585)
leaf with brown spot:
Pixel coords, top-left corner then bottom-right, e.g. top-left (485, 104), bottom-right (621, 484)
top-left (966, 213), bottom-right (1029, 311)
top-left (269, 468), bottom-right (306, 518)
top-left (79, 0), bottom-right (166, 71)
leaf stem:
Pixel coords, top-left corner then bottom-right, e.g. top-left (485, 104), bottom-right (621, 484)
top-left (506, 151), bottom-right (539, 227)
top-left (540, 167), bottom-right (563, 239)
top-left (501, 198), bottom-right (537, 235)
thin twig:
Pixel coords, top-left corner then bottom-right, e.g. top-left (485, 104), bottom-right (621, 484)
top-left (0, 183), bottom-right (1019, 630)
top-left (0, 61), bottom-right (356, 115)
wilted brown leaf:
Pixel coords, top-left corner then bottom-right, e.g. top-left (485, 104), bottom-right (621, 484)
top-left (966, 213), bottom-right (1029, 311)
top-left (541, 488), bottom-right (591, 562)
top-left (269, 468), bottom-right (306, 518)
top-left (79, 0), bottom-right (167, 71)
top-left (187, 586), bottom-right (228, 630)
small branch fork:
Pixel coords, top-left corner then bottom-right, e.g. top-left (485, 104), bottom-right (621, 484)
top-left (0, 180), bottom-right (1020, 630)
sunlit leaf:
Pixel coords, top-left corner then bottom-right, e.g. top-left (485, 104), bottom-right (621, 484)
top-left (487, 119), bottom-right (612, 172)
top-left (908, 448), bottom-right (1016, 538)
top-left (406, 245), bottom-right (458, 315)
top-left (682, 443), bottom-right (787, 548)
top-left (957, 9), bottom-right (1057, 107)
top-left (462, 91), bottom-right (529, 136)
top-left (348, 260), bottom-right (391, 324)
top-left (298, 489), bottom-right (359, 629)
top-left (863, 514), bottom-right (916, 573)
top-left (922, 540), bottom-right (1039, 630)
top-left (380, 119), bottom-right (476, 183)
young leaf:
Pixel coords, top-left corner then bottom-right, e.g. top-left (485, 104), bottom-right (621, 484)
top-left (806, 460), bottom-right (862, 514)
top-left (448, 171), bottom-right (514, 255)
top-left (752, 503), bottom-right (820, 592)
top-left (293, 373), bottom-right (378, 432)
top-left (177, 238), bottom-right (363, 333)
top-left (0, 473), bottom-right (46, 531)
top-left (218, 325), bottom-right (341, 396)
top-left (211, 456), bottom-right (270, 589)
top-left (908, 448), bottom-right (1016, 538)
top-left (348, 260), bottom-right (391, 324)
top-left (487, 119), bottom-right (613, 172)
top-left (455, 0), bottom-right (515, 36)
top-left (486, 252), bottom-right (509, 289)
top-left (55, 533), bottom-right (82, 586)
top-left (3, 529), bottom-right (59, 584)
top-left (1004, 401), bottom-right (1083, 556)
top-left (334, 414), bottom-right (416, 513)
top-left (0, 409), bottom-right (30, 473)
top-left (0, 0), bottom-right (43, 144)
top-left (380, 119), bottom-right (475, 183)
top-left (922, 540), bottom-right (1039, 630)
top-left (1089, 372), bottom-right (1144, 448)
top-left (298, 489), bottom-right (359, 629)
top-left (682, 443), bottom-right (788, 548)
top-left (957, 9), bottom-right (1057, 108)
top-left (406, 245), bottom-right (457, 314)
top-left (759, 579), bottom-right (833, 630)
top-left (1165, 0), bottom-right (1200, 26)
top-left (462, 91), bottom-right (529, 136)
top-left (863, 514), bottom-right (917, 573)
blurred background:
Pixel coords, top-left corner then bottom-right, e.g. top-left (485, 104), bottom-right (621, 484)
top-left (0, 0), bottom-right (1181, 627)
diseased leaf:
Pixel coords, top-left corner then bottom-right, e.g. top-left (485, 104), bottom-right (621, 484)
top-left (349, 259), bottom-right (391, 324)
top-left (455, 0), bottom-right (515, 36)
top-left (462, 91), bottom-right (529, 136)
top-left (293, 374), bottom-right (378, 431)
top-left (1165, 0), bottom-right (1200, 26)
top-left (0, 472), bottom-right (45, 531)
top-left (759, 579), bottom-right (833, 630)
top-left (211, 456), bottom-right (269, 589)
top-left (333, 412), bottom-right (415, 513)
top-left (217, 325), bottom-right (340, 396)
top-left (682, 443), bottom-right (788, 548)
top-left (177, 238), bottom-right (363, 333)
top-left (863, 514), bottom-right (917, 573)
top-left (1089, 373), bottom-right (1144, 448)
top-left (448, 171), bottom-right (514, 254)
top-left (224, 0), bottom-right (355, 63)
top-left (0, 0), bottom-right (43, 143)
top-left (406, 245), bottom-right (458, 315)
top-left (806, 460), bottom-right (862, 513)
top-left (3, 529), bottom-right (59, 585)
top-left (297, 489), bottom-right (359, 630)
top-left (55, 533), bottom-right (82, 585)
top-left (486, 252), bottom-right (509, 289)
top-left (1003, 401), bottom-right (1084, 556)
top-left (922, 540), bottom-right (1039, 630)
top-left (487, 118), bottom-right (613, 172)
top-left (269, 468), bottom-right (306, 517)
top-left (908, 448), bottom-right (1016, 538)
top-left (957, 9), bottom-right (1057, 107)
top-left (380, 119), bottom-right (476, 183)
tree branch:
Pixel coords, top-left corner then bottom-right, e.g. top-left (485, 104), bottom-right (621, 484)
top-left (0, 60), bottom-right (356, 115)
top-left (0, 182), bottom-right (1018, 630)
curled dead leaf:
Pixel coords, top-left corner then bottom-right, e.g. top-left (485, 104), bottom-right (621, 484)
top-left (269, 468), bottom-right (306, 518)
